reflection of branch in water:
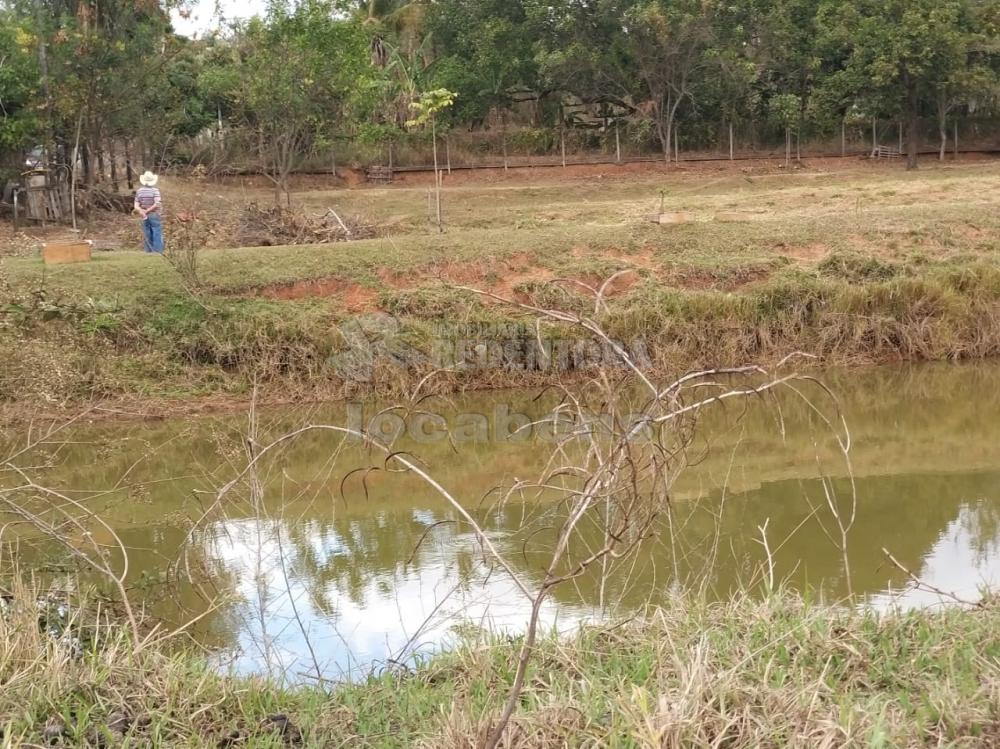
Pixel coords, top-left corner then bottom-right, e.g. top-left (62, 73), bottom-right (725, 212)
top-left (881, 547), bottom-right (984, 608)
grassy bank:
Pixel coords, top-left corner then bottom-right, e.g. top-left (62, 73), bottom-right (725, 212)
top-left (4, 161), bottom-right (1000, 409)
top-left (3, 584), bottom-right (998, 747)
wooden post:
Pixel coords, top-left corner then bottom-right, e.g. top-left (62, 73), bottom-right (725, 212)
top-left (501, 111), bottom-right (509, 173)
top-left (872, 118), bottom-right (877, 156)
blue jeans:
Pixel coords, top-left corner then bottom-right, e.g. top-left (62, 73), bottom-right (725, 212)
top-left (142, 213), bottom-right (164, 253)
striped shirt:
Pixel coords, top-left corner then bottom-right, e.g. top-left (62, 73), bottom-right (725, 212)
top-left (135, 186), bottom-right (162, 211)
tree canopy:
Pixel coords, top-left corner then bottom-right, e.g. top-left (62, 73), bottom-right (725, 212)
top-left (2, 0), bottom-right (999, 184)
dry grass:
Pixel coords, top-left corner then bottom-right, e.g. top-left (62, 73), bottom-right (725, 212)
top-left (2, 580), bottom-right (998, 747)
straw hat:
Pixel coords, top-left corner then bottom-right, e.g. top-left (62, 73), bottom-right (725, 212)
top-left (139, 171), bottom-right (158, 186)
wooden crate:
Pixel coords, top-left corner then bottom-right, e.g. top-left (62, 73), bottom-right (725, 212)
top-left (43, 241), bottom-right (92, 265)
top-left (366, 165), bottom-right (394, 184)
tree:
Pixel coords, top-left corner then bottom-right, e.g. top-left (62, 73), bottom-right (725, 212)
top-left (0, 17), bottom-right (40, 162)
top-left (703, 4), bottom-right (759, 159)
top-left (820, 0), bottom-right (976, 170)
top-left (755, 0), bottom-right (822, 157)
top-left (770, 93), bottom-right (801, 165)
top-left (625, 0), bottom-right (714, 164)
top-left (228, 0), bottom-right (369, 204)
top-left (406, 87), bottom-right (456, 231)
top-left (934, 64), bottom-right (995, 160)
top-left (427, 0), bottom-right (537, 166)
top-left (532, 0), bottom-right (642, 113)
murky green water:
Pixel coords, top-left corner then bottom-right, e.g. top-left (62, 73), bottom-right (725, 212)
top-left (5, 362), bottom-right (1000, 681)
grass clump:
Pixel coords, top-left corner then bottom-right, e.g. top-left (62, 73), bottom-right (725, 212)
top-left (818, 251), bottom-right (900, 283)
top-left (2, 582), bottom-right (998, 747)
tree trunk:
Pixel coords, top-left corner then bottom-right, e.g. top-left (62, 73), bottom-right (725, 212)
top-left (906, 78), bottom-right (919, 170)
top-left (615, 119), bottom-right (621, 163)
top-left (939, 117), bottom-right (947, 161)
top-left (841, 118), bottom-right (846, 157)
top-left (785, 127), bottom-right (791, 167)
top-left (674, 126), bottom-right (679, 163)
top-left (561, 128), bottom-right (566, 169)
top-left (70, 111), bottom-right (83, 231)
top-left (898, 121), bottom-right (903, 153)
top-left (110, 138), bottom-right (118, 191)
top-left (954, 120), bottom-right (959, 159)
top-left (82, 143), bottom-right (92, 185)
top-left (125, 140), bottom-right (134, 190)
top-left (796, 130), bottom-right (801, 162)
top-left (34, 0), bottom-right (53, 169)
top-left (446, 135), bottom-right (451, 174)
top-left (729, 121), bottom-right (734, 160)
top-left (432, 118), bottom-right (442, 232)
top-left (871, 118), bottom-right (877, 157)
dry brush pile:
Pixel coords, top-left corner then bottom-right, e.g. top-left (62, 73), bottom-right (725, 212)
top-left (237, 203), bottom-right (379, 247)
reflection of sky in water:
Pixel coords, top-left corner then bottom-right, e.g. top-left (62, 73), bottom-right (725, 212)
top-left (871, 502), bottom-right (1000, 609)
top-left (204, 491), bottom-right (1000, 681)
top-left (206, 518), bottom-right (594, 681)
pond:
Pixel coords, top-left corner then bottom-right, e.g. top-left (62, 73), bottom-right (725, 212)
top-left (6, 362), bottom-right (1000, 682)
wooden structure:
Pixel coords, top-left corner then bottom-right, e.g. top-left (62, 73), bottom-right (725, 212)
top-left (365, 165), bottom-right (394, 184)
top-left (872, 145), bottom-right (901, 160)
top-left (43, 241), bottom-right (91, 265)
top-left (13, 170), bottom-right (72, 227)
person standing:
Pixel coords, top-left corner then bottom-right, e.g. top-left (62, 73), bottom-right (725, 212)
top-left (134, 171), bottom-right (164, 253)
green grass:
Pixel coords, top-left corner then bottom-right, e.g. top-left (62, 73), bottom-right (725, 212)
top-left (3, 582), bottom-right (998, 747)
top-left (4, 162), bottom-right (1000, 407)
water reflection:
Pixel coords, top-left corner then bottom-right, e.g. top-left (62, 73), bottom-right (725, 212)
top-left (5, 362), bottom-right (1000, 680)
top-left (204, 516), bottom-right (590, 680)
